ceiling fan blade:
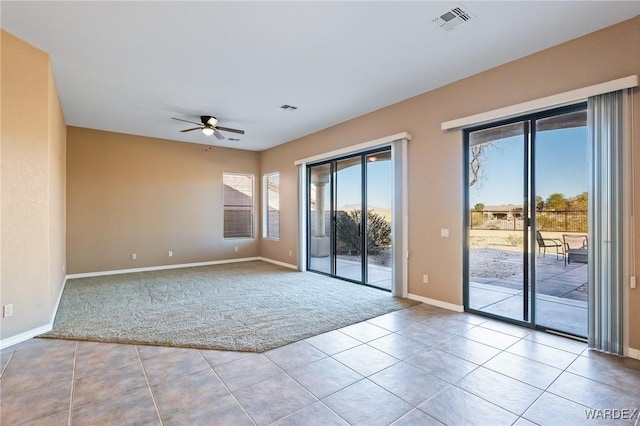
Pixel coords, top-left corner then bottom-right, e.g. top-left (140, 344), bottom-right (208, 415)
top-left (213, 129), bottom-right (225, 140)
top-left (172, 117), bottom-right (203, 126)
top-left (216, 126), bottom-right (245, 135)
top-left (180, 127), bottom-right (202, 133)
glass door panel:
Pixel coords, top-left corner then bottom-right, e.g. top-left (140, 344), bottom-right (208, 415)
top-left (534, 110), bottom-right (588, 337)
top-left (365, 151), bottom-right (392, 290)
top-left (467, 121), bottom-right (528, 322)
top-left (335, 157), bottom-right (363, 282)
top-left (308, 163), bottom-right (332, 274)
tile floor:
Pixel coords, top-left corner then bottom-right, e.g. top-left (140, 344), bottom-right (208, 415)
top-left (2, 303), bottom-right (640, 425)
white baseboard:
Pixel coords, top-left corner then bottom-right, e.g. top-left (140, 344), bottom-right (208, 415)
top-left (259, 257), bottom-right (298, 270)
top-left (408, 293), bottom-right (464, 312)
top-left (628, 347), bottom-right (640, 360)
top-left (65, 257), bottom-right (262, 279)
top-left (0, 324), bottom-right (52, 350)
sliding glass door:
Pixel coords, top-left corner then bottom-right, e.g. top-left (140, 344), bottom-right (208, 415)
top-left (307, 148), bottom-right (392, 291)
top-left (465, 105), bottom-right (588, 338)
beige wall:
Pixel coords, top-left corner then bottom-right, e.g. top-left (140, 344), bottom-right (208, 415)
top-left (260, 17), bottom-right (640, 347)
top-left (66, 128), bottom-right (260, 274)
top-left (3, 18), bottom-right (640, 350)
top-left (1, 31), bottom-right (67, 339)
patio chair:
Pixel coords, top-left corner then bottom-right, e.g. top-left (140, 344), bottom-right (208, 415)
top-left (563, 234), bottom-right (588, 266)
top-left (535, 231), bottom-right (562, 260)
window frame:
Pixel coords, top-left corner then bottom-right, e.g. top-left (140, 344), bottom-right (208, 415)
top-left (223, 172), bottom-right (255, 239)
top-left (262, 172), bottom-right (280, 240)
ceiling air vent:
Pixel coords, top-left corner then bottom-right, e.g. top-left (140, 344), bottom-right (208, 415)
top-left (279, 104), bottom-right (298, 111)
top-left (433, 6), bottom-right (473, 31)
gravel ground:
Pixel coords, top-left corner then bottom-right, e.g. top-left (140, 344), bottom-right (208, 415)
top-left (469, 248), bottom-right (523, 279)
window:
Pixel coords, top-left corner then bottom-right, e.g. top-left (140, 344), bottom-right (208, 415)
top-left (263, 172), bottom-right (280, 239)
top-left (223, 173), bottom-right (254, 238)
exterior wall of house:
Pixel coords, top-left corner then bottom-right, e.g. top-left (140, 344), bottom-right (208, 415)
top-left (259, 17), bottom-right (640, 348)
top-left (66, 127), bottom-right (261, 274)
top-left (1, 31), bottom-right (67, 340)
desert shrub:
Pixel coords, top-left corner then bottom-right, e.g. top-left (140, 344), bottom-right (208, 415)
top-left (335, 210), bottom-right (391, 255)
top-left (504, 234), bottom-right (524, 247)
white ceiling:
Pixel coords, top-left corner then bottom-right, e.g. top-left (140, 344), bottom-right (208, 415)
top-left (2, 1), bottom-right (639, 151)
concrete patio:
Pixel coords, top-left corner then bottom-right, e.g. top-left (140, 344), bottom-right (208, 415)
top-left (470, 253), bottom-right (588, 337)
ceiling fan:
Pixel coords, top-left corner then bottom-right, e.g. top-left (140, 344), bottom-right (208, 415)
top-left (171, 116), bottom-right (245, 140)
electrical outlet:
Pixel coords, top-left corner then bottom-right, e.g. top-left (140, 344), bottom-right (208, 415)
top-left (234, 247), bottom-right (239, 252)
top-left (289, 250), bottom-right (292, 257)
top-left (168, 251), bottom-right (173, 257)
top-left (423, 275), bottom-right (429, 284)
top-left (131, 253), bottom-right (137, 260)
top-left (440, 228), bottom-right (450, 238)
top-left (631, 276), bottom-right (637, 289)
top-left (3, 304), bottom-right (13, 318)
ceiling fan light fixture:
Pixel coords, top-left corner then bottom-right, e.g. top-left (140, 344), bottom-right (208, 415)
top-left (206, 116), bottom-right (219, 126)
top-left (202, 127), bottom-right (215, 136)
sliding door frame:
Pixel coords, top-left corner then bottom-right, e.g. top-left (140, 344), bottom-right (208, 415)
top-left (296, 132), bottom-right (411, 297)
top-left (306, 146), bottom-right (391, 290)
top-left (463, 102), bottom-right (588, 334)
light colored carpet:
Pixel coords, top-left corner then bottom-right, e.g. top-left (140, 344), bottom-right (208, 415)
top-left (44, 261), bottom-right (418, 352)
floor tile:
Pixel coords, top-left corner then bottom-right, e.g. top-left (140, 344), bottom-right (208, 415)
top-left (418, 385), bottom-right (518, 426)
top-left (437, 335), bottom-right (501, 365)
top-left (152, 369), bottom-right (251, 426)
top-left (233, 372), bottom-right (317, 425)
top-left (323, 379), bottom-right (413, 426)
top-left (265, 340), bottom-right (326, 371)
top-left (396, 323), bottom-right (455, 345)
top-left (523, 392), bottom-right (597, 426)
top-left (0, 345), bottom-right (16, 373)
top-left (199, 348), bottom-right (255, 367)
top-left (524, 330), bottom-right (587, 354)
top-left (1, 355), bottom-right (75, 395)
top-left (271, 401), bottom-right (348, 425)
top-left (0, 382), bottom-right (72, 425)
top-left (370, 362), bottom-right (449, 406)
top-left (567, 352), bottom-right (640, 394)
top-left (287, 357), bottom-right (363, 398)
top-left (483, 352), bottom-right (563, 390)
top-left (462, 326), bottom-right (522, 350)
top-left (8, 339), bottom-right (76, 366)
top-left (71, 386), bottom-right (161, 425)
top-left (512, 418), bottom-right (539, 426)
top-left (389, 305), bottom-right (441, 322)
top-left (305, 330), bottom-right (361, 355)
top-left (339, 321), bottom-right (391, 342)
top-left (547, 371), bottom-right (640, 412)
top-left (506, 338), bottom-right (579, 370)
top-left (421, 316), bottom-right (477, 334)
top-left (333, 344), bottom-right (399, 377)
top-left (405, 348), bottom-right (477, 383)
top-left (140, 347), bottom-right (210, 386)
top-left (73, 363), bottom-right (149, 409)
top-left (74, 341), bottom-right (140, 378)
top-left (214, 353), bottom-right (283, 391)
top-left (391, 409), bottom-right (444, 425)
top-left (368, 333), bottom-right (429, 360)
top-left (456, 367), bottom-right (543, 415)
top-left (366, 312), bottom-right (416, 332)
top-left (479, 319), bottom-right (532, 338)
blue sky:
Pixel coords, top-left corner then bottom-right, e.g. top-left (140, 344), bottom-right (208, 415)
top-left (335, 160), bottom-right (392, 210)
top-left (469, 126), bottom-right (588, 207)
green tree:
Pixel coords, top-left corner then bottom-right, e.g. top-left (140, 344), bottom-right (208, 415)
top-left (545, 193), bottom-right (568, 211)
top-left (473, 203), bottom-right (485, 212)
top-left (536, 195), bottom-right (544, 212)
top-left (568, 192), bottom-right (588, 211)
